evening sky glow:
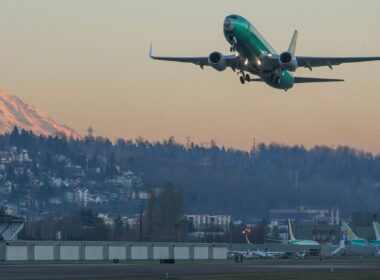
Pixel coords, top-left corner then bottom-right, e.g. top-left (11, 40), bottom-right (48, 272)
top-left (0, 0), bottom-right (380, 152)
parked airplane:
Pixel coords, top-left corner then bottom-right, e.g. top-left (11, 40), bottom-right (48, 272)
top-left (228, 229), bottom-right (287, 259)
top-left (287, 219), bottom-right (319, 246)
top-left (243, 231), bottom-right (286, 258)
top-left (341, 221), bottom-right (380, 246)
top-left (341, 221), bottom-right (368, 246)
top-left (371, 222), bottom-right (380, 246)
top-left (149, 15), bottom-right (380, 91)
top-left (330, 222), bottom-right (380, 256)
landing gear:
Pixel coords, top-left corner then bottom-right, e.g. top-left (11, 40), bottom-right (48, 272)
top-left (238, 71), bottom-right (251, 85)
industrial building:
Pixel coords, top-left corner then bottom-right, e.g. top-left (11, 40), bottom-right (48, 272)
top-left (0, 215), bottom-right (24, 241)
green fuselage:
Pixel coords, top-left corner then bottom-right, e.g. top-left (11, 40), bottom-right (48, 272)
top-left (223, 15), bottom-right (294, 90)
top-left (289, 239), bottom-right (320, 246)
top-left (350, 239), bottom-right (369, 246)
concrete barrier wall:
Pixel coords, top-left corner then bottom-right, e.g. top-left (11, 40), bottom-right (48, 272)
top-left (153, 246), bottom-right (169, 260)
top-left (213, 247), bottom-right (228, 259)
top-left (174, 246), bottom-right (189, 260)
top-left (34, 245), bottom-right (54, 261)
top-left (131, 245), bottom-right (148, 260)
top-left (84, 245), bottom-right (103, 260)
top-left (6, 244), bottom-right (28, 261)
top-left (0, 241), bottom-right (229, 262)
top-left (194, 246), bottom-right (209, 259)
top-left (109, 246), bottom-right (126, 260)
top-left (60, 245), bottom-right (80, 260)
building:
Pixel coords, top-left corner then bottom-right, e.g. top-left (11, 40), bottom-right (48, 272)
top-left (0, 215), bottom-right (24, 241)
top-left (270, 207), bottom-right (337, 225)
top-left (97, 213), bottom-right (115, 227)
top-left (185, 214), bottom-right (231, 232)
top-left (74, 188), bottom-right (89, 206)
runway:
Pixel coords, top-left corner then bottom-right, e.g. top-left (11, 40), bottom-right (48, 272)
top-left (0, 262), bottom-right (379, 279)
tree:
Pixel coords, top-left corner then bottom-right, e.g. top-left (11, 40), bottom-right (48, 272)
top-left (0, 206), bottom-right (6, 215)
top-left (9, 126), bottom-right (20, 147)
top-left (158, 183), bottom-right (184, 240)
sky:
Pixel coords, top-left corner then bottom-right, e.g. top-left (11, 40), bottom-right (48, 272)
top-left (0, 0), bottom-right (380, 153)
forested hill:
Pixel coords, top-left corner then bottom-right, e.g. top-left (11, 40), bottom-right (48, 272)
top-left (2, 128), bottom-right (380, 219)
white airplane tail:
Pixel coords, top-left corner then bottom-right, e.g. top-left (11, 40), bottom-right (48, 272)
top-left (288, 30), bottom-right (298, 54)
top-left (373, 222), bottom-right (380, 241)
top-left (341, 221), bottom-right (359, 241)
top-left (245, 234), bottom-right (252, 245)
top-left (288, 219), bottom-right (296, 241)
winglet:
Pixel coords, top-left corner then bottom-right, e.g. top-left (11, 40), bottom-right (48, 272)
top-left (148, 43), bottom-right (153, 58)
top-left (288, 30), bottom-right (298, 54)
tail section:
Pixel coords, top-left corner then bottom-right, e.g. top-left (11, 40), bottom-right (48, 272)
top-left (341, 221), bottom-right (359, 241)
top-left (245, 234), bottom-right (252, 245)
top-left (288, 219), bottom-right (296, 241)
top-left (373, 222), bottom-right (380, 241)
top-left (288, 30), bottom-right (298, 54)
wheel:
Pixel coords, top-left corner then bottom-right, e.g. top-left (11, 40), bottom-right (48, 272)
top-left (245, 74), bottom-right (251, 82)
top-left (239, 76), bottom-right (245, 84)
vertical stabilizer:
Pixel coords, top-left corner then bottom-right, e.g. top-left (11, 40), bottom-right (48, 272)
top-left (288, 30), bottom-right (298, 54)
top-left (373, 222), bottom-right (380, 241)
top-left (288, 219), bottom-right (296, 241)
top-left (341, 221), bottom-right (359, 241)
top-left (245, 234), bottom-right (252, 245)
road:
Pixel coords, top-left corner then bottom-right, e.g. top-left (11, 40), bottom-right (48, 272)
top-left (0, 262), bottom-right (379, 279)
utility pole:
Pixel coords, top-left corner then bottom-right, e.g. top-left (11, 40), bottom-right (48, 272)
top-left (252, 138), bottom-right (257, 154)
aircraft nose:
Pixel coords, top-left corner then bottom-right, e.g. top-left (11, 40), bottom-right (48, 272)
top-left (224, 16), bottom-right (234, 31)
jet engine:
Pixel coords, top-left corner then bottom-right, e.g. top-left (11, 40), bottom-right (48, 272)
top-left (208, 52), bottom-right (227, 71)
top-left (279, 51), bottom-right (298, 72)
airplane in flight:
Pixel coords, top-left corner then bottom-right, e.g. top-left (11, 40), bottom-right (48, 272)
top-left (149, 15), bottom-right (380, 91)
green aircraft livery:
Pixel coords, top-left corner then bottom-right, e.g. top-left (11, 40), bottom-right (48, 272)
top-left (370, 222), bottom-right (380, 246)
top-left (341, 221), bottom-right (380, 247)
top-left (287, 219), bottom-right (319, 246)
top-left (150, 15), bottom-right (380, 90)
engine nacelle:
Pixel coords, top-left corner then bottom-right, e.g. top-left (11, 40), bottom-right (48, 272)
top-left (208, 52), bottom-right (227, 71)
top-left (279, 51), bottom-right (298, 72)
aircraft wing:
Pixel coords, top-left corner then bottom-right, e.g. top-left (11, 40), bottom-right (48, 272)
top-left (296, 56), bottom-right (380, 69)
top-left (149, 44), bottom-right (240, 68)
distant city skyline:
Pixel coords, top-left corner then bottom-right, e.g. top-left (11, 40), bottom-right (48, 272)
top-left (0, 1), bottom-right (380, 153)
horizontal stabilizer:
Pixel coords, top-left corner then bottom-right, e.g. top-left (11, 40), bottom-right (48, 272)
top-left (294, 77), bottom-right (344, 83)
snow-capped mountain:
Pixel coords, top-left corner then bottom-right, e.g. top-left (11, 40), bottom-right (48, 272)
top-left (0, 90), bottom-right (81, 138)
